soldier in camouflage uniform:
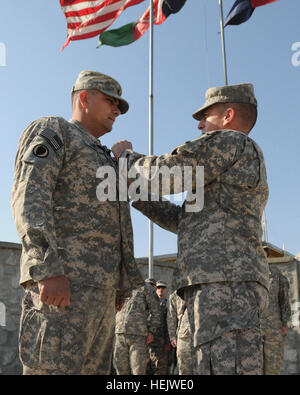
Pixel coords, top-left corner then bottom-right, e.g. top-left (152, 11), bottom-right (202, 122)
top-left (112, 83), bottom-right (270, 375)
top-left (261, 248), bottom-right (291, 375)
top-left (113, 281), bottom-right (161, 375)
top-left (148, 280), bottom-right (171, 375)
top-left (168, 290), bottom-right (193, 375)
top-left (11, 70), bottom-right (144, 375)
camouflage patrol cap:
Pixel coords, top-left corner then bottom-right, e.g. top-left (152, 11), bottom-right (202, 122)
top-left (156, 280), bottom-right (168, 288)
top-left (192, 83), bottom-right (257, 121)
top-left (145, 278), bottom-right (157, 286)
top-left (72, 70), bottom-right (129, 114)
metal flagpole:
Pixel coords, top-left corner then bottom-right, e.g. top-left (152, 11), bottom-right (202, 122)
top-left (219, 0), bottom-right (228, 85)
top-left (148, 0), bottom-right (154, 279)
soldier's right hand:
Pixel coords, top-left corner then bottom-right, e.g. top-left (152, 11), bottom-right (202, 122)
top-left (111, 140), bottom-right (133, 161)
top-left (38, 275), bottom-right (71, 308)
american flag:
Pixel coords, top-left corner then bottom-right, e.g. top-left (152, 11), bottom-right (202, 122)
top-left (60, 0), bottom-right (145, 50)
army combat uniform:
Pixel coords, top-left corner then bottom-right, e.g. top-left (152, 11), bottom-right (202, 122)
top-left (260, 265), bottom-right (291, 374)
top-left (114, 283), bottom-right (161, 375)
top-left (11, 71), bottom-right (143, 375)
top-left (168, 291), bottom-right (193, 375)
top-left (129, 84), bottom-right (270, 374)
top-left (148, 296), bottom-right (171, 375)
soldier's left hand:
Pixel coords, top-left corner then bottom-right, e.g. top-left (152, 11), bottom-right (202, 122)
top-left (38, 275), bottom-right (71, 308)
top-left (112, 140), bottom-right (132, 161)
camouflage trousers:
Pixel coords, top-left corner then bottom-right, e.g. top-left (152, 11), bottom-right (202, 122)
top-left (261, 328), bottom-right (285, 375)
top-left (195, 327), bottom-right (263, 375)
top-left (148, 339), bottom-right (170, 375)
top-left (177, 337), bottom-right (193, 375)
top-left (113, 334), bottom-right (149, 375)
top-left (184, 282), bottom-right (268, 375)
top-left (20, 283), bottom-right (117, 375)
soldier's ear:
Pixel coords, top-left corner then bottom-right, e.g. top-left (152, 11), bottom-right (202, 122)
top-left (78, 91), bottom-right (89, 110)
top-left (223, 107), bottom-right (235, 126)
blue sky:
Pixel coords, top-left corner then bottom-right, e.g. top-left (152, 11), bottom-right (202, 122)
top-left (0, 0), bottom-right (299, 259)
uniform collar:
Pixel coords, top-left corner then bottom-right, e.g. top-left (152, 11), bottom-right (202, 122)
top-left (69, 119), bottom-right (102, 145)
top-left (69, 119), bottom-right (112, 156)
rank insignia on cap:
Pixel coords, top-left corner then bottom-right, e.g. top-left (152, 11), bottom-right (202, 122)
top-left (33, 144), bottom-right (49, 158)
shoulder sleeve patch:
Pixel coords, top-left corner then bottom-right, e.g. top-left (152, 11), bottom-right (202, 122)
top-left (33, 144), bottom-right (49, 158)
top-left (39, 128), bottom-right (63, 151)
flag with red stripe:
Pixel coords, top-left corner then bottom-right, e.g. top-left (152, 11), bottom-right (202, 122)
top-left (224, 0), bottom-right (278, 26)
top-left (60, 0), bottom-right (146, 50)
top-left (98, 0), bottom-right (187, 47)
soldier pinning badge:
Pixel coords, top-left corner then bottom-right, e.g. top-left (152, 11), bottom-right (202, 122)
top-left (33, 144), bottom-right (49, 158)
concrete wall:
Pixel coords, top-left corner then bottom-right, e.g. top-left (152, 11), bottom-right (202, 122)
top-left (0, 242), bottom-right (23, 375)
top-left (0, 245), bottom-right (178, 375)
top-left (1, 241), bottom-right (300, 375)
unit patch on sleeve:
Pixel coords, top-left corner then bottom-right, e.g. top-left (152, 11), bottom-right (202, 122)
top-left (33, 144), bottom-right (49, 158)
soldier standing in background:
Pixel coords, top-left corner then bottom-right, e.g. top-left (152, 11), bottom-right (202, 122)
top-left (11, 70), bottom-right (143, 375)
top-left (261, 247), bottom-right (291, 375)
top-left (145, 278), bottom-right (158, 289)
top-left (113, 281), bottom-right (161, 375)
top-left (148, 280), bottom-right (171, 375)
top-left (168, 290), bottom-right (193, 375)
top-left (112, 83), bottom-right (270, 374)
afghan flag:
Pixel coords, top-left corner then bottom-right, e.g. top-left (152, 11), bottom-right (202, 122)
top-left (98, 0), bottom-right (187, 47)
top-left (224, 0), bottom-right (278, 26)
top-left (60, 0), bottom-right (146, 51)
